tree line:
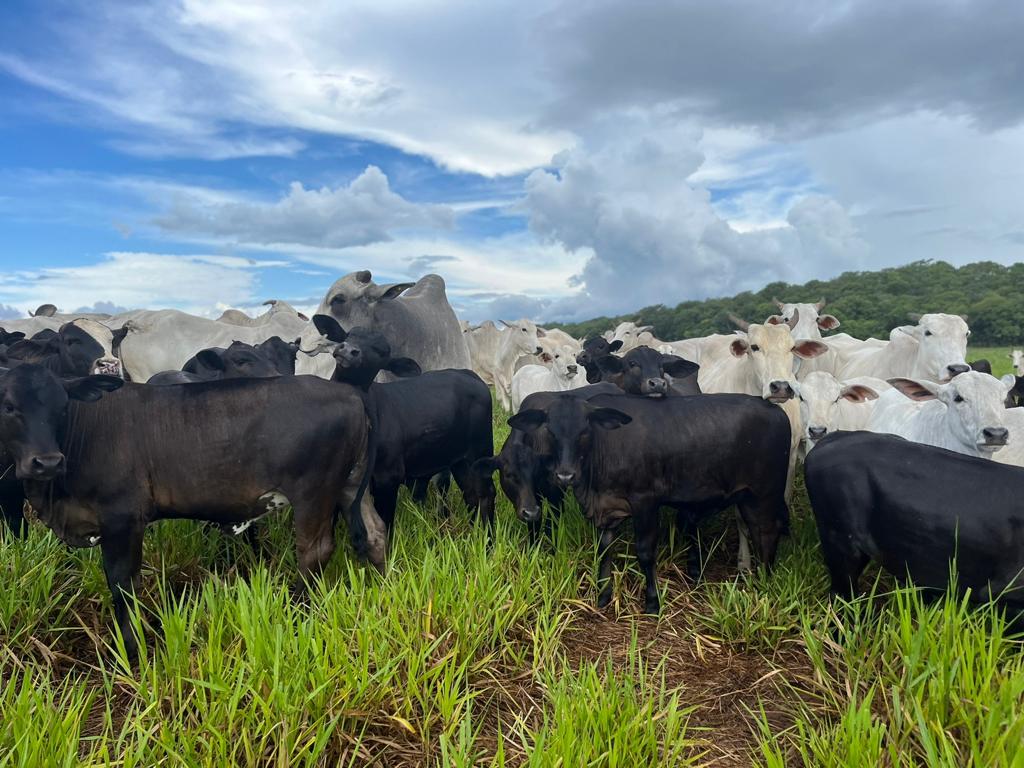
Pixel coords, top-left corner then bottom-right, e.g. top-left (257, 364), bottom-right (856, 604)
top-left (556, 260), bottom-right (1024, 346)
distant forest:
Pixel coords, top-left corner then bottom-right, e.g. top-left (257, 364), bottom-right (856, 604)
top-left (558, 260), bottom-right (1024, 346)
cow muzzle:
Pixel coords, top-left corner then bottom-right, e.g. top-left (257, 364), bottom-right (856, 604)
top-left (979, 426), bottom-right (1009, 450)
top-left (642, 378), bottom-right (668, 398)
top-left (21, 453), bottom-right (66, 480)
top-left (555, 471), bottom-right (575, 487)
top-left (767, 381), bottom-right (795, 403)
top-left (807, 425), bottom-right (828, 442)
top-left (93, 357), bottom-right (122, 377)
top-left (943, 364), bottom-right (970, 381)
top-left (518, 506), bottom-right (541, 523)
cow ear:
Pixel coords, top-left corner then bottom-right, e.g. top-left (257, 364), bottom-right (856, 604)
top-left (766, 314), bottom-right (785, 325)
top-left (471, 456), bottom-right (501, 479)
top-left (1001, 374), bottom-right (1016, 390)
top-left (385, 357), bottom-right (421, 378)
top-left (536, 327), bottom-right (546, 338)
top-left (888, 378), bottom-right (937, 401)
top-left (793, 340), bottom-right (829, 359)
top-left (539, 352), bottom-right (553, 364)
top-left (380, 282), bottom-right (414, 300)
top-left (588, 407), bottom-right (632, 430)
top-left (840, 384), bottom-right (878, 403)
top-left (63, 374), bottom-right (124, 402)
top-left (508, 409), bottom-right (547, 433)
top-left (730, 338), bottom-right (750, 357)
top-left (607, 339), bottom-right (623, 352)
top-left (598, 354), bottom-right (623, 373)
top-left (662, 357), bottom-right (699, 378)
top-left (196, 349), bottom-right (226, 371)
top-left (817, 314), bottom-right (840, 331)
top-left (313, 314), bottom-right (347, 343)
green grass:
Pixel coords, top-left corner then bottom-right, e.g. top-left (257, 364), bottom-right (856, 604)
top-left (967, 346), bottom-right (1017, 378)
top-left (2, 398), bottom-right (1023, 766)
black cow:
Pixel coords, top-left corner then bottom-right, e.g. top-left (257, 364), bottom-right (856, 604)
top-left (576, 337), bottom-right (623, 383)
top-left (508, 392), bottom-right (791, 613)
top-left (805, 430), bottom-right (1024, 612)
top-left (255, 336), bottom-right (301, 375)
top-left (1005, 375), bottom-right (1024, 408)
top-left (0, 330), bottom-right (26, 365)
top-left (177, 340), bottom-right (282, 381)
top-left (596, 346), bottom-right (700, 397)
top-left (4, 324), bottom-right (106, 377)
top-left (310, 314), bottom-right (496, 530)
top-left (970, 359), bottom-right (993, 375)
top-left (0, 364), bottom-right (385, 658)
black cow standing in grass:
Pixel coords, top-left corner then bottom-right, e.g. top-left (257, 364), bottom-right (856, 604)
top-left (306, 314), bottom-right (496, 530)
top-left (805, 430), bottom-right (1024, 610)
top-left (0, 364), bottom-right (387, 659)
top-left (508, 392), bottom-right (791, 613)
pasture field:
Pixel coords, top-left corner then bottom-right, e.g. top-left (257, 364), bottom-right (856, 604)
top-left (967, 346), bottom-right (1016, 378)
top-left (3, 373), bottom-right (1024, 767)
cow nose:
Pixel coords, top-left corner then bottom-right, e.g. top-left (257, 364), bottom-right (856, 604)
top-left (535, 346), bottom-right (543, 354)
top-left (645, 378), bottom-right (667, 394)
top-left (567, 364), bottom-right (578, 374)
top-left (30, 453), bottom-right (65, 477)
top-left (768, 381), bottom-right (795, 401)
top-left (808, 426), bottom-right (828, 440)
top-left (519, 507), bottom-right (541, 523)
top-left (983, 427), bottom-right (1009, 444)
top-left (556, 472), bottom-right (574, 486)
top-left (947, 364), bottom-right (970, 377)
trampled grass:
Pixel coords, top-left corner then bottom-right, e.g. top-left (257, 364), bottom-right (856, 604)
top-left (2, 397), bottom-right (1023, 766)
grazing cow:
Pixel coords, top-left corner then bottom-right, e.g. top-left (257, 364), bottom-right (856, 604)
top-left (1012, 350), bottom-right (1024, 377)
top-left (792, 372), bottom-right (888, 452)
top-left (805, 430), bottom-right (1024, 610)
top-left (510, 345), bottom-right (585, 412)
top-left (508, 392), bottom-right (791, 612)
top-left (970, 359), bottom-right (993, 375)
top-left (577, 337), bottom-right (624, 383)
top-left (307, 315), bottom-right (496, 529)
top-left (832, 313), bottom-right (971, 383)
top-left (1, 319), bottom-right (122, 377)
top-left (868, 372), bottom-right (1012, 458)
top-left (0, 364), bottom-right (386, 658)
top-left (296, 271), bottom-right (469, 379)
top-left (116, 309), bottom-right (308, 381)
top-left (474, 383), bottom-right (622, 539)
top-left (596, 346), bottom-right (700, 397)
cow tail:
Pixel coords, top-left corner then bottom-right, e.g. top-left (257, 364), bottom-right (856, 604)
top-left (347, 390), bottom-right (379, 560)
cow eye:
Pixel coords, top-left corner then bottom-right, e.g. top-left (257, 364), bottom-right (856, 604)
top-left (954, 394), bottom-right (964, 403)
top-left (750, 344), bottom-right (760, 352)
top-left (966, 330), bottom-right (972, 337)
top-left (924, 330), bottom-right (933, 336)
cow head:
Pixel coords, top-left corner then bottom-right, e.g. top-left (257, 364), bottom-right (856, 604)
top-left (768, 298), bottom-right (840, 337)
top-left (472, 438), bottom-right (543, 523)
top-left (897, 313), bottom-right (970, 382)
top-left (598, 346), bottom-right (699, 397)
top-left (577, 337), bottom-right (623, 383)
top-left (254, 336), bottom-right (301, 375)
top-left (509, 396), bottom-right (631, 488)
top-left (309, 314), bottom-right (421, 390)
top-left (1010, 350), bottom-right (1024, 375)
top-left (318, 270), bottom-right (416, 330)
top-left (729, 311), bottom-right (828, 402)
top-left (1002, 374), bottom-right (1024, 408)
top-left (499, 318), bottom-right (545, 357)
top-left (0, 365), bottom-right (122, 480)
top-left (544, 344), bottom-right (581, 381)
top-left (195, 341), bottom-right (281, 379)
top-left (792, 372), bottom-right (879, 447)
top-left (608, 321), bottom-right (653, 353)
top-left (889, 371), bottom-right (1012, 454)
top-left (4, 321), bottom-right (118, 378)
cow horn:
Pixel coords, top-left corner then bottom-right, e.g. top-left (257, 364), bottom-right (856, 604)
top-left (772, 296), bottom-right (784, 310)
top-left (499, 319), bottom-right (513, 328)
top-left (907, 313), bottom-right (922, 323)
top-left (355, 270), bottom-right (372, 284)
top-left (728, 313), bottom-right (750, 331)
top-left (263, 299), bottom-right (278, 307)
top-left (30, 303), bottom-right (58, 318)
top-left (787, 308), bottom-right (800, 330)
top-left (814, 298), bottom-right (826, 311)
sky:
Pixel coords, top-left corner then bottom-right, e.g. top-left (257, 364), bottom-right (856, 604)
top-left (1, 0), bottom-right (1023, 323)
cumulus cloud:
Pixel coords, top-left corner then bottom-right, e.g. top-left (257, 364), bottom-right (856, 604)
top-left (0, 252), bottom-right (278, 316)
top-left (0, 304), bottom-right (23, 320)
top-left (154, 166), bottom-right (453, 248)
top-left (72, 300), bottom-right (130, 315)
top-left (523, 126), bottom-right (868, 319)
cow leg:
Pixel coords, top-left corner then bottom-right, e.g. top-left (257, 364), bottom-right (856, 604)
top-left (409, 477), bottom-right (430, 503)
top-left (633, 507), bottom-right (661, 614)
top-left (99, 515), bottom-right (145, 661)
top-left (596, 528), bottom-right (617, 608)
top-left (735, 509), bottom-right (752, 573)
top-left (819, 533), bottom-right (868, 601)
top-left (451, 460), bottom-right (495, 530)
top-left (292, 496), bottom-right (337, 586)
top-left (738, 499), bottom-right (783, 572)
top-left (373, 484), bottom-right (400, 531)
top-left (677, 512), bottom-right (703, 583)
top-left (338, 481), bottom-right (388, 574)
top-left (0, 479), bottom-right (26, 539)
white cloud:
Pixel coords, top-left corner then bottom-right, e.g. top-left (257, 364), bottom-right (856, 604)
top-left (0, 252), bottom-right (278, 316)
top-left (153, 166), bottom-right (454, 248)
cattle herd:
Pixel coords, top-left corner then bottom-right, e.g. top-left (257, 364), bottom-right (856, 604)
top-left (2, 271), bottom-right (1024, 660)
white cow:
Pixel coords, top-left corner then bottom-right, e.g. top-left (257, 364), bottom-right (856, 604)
top-left (766, 298), bottom-right (841, 378)
top-left (608, 321), bottom-right (653, 353)
top-left (117, 309), bottom-right (309, 381)
top-left (487, 319), bottom-right (545, 411)
top-left (994, 407), bottom-right (1024, 468)
top-left (868, 372), bottom-right (1012, 458)
top-left (1011, 349), bottom-right (1024, 377)
top-left (217, 300), bottom-right (307, 327)
top-left (792, 372), bottom-right (890, 453)
top-left (0, 317), bottom-right (122, 376)
top-left (510, 345), bottom-right (585, 412)
top-left (832, 313), bottom-right (971, 383)
top-left (539, 327), bottom-right (582, 351)
top-left (464, 321), bottom-right (502, 384)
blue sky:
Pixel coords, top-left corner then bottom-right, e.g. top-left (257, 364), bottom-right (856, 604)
top-left (2, 0), bottom-right (1023, 322)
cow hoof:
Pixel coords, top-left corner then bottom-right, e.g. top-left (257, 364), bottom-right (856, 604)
top-left (643, 598), bottom-right (660, 615)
